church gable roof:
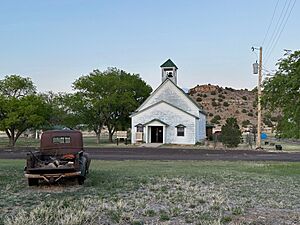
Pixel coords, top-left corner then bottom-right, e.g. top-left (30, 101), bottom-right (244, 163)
top-left (135, 78), bottom-right (205, 116)
top-left (160, 59), bottom-right (178, 69)
top-left (131, 100), bottom-right (200, 119)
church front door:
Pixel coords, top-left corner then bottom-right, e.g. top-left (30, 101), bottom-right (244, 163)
top-left (150, 126), bottom-right (163, 143)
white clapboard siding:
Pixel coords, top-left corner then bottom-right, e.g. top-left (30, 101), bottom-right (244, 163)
top-left (131, 78), bottom-right (206, 145)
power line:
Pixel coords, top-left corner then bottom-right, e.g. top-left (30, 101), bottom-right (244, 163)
top-left (261, 0), bottom-right (280, 46)
top-left (264, 0), bottom-right (290, 56)
top-left (265, 0), bottom-right (296, 64)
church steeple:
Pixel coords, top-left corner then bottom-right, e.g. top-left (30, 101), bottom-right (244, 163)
top-left (160, 59), bottom-right (178, 85)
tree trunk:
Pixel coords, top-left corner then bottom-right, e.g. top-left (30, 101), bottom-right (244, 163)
top-left (15, 130), bottom-right (24, 146)
top-left (6, 128), bottom-right (25, 147)
top-left (108, 128), bottom-right (116, 143)
top-left (94, 125), bottom-right (102, 144)
top-left (106, 123), bottom-right (116, 143)
top-left (9, 137), bottom-right (15, 147)
top-left (95, 132), bottom-right (101, 144)
top-left (108, 131), bottom-right (113, 143)
top-left (6, 129), bottom-right (15, 147)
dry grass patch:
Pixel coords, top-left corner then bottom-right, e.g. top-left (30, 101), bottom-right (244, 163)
top-left (1, 160), bottom-right (299, 225)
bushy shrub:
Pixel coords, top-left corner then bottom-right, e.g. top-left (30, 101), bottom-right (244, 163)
top-left (242, 120), bottom-right (251, 127)
top-left (221, 117), bottom-right (241, 148)
top-left (196, 97), bottom-right (202, 102)
top-left (211, 115), bottom-right (221, 124)
top-left (214, 115), bottom-right (221, 120)
top-left (218, 94), bottom-right (226, 99)
top-left (223, 102), bottom-right (229, 107)
top-left (212, 101), bottom-right (218, 107)
top-left (225, 87), bottom-right (234, 92)
top-left (242, 109), bottom-right (247, 113)
top-left (242, 96), bottom-right (247, 100)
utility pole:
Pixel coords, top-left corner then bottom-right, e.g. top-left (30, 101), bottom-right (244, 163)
top-left (257, 47), bottom-right (263, 149)
top-left (252, 46), bottom-right (263, 149)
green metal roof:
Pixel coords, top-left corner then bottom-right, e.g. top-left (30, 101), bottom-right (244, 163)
top-left (160, 59), bottom-right (178, 69)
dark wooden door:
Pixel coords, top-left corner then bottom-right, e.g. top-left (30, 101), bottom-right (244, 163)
top-left (150, 126), bottom-right (163, 143)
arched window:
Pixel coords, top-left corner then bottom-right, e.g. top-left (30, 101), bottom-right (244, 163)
top-left (135, 123), bottom-right (144, 132)
top-left (175, 124), bottom-right (186, 136)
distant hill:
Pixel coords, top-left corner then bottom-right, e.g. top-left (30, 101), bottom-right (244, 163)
top-left (189, 84), bottom-right (279, 132)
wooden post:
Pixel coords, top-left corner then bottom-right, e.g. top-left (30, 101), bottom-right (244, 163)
top-left (257, 47), bottom-right (263, 149)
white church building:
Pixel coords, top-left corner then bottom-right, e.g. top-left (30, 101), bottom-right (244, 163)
top-left (131, 59), bottom-right (206, 145)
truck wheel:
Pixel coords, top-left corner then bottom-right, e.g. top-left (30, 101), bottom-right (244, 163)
top-left (28, 178), bottom-right (38, 186)
top-left (78, 176), bottom-right (85, 185)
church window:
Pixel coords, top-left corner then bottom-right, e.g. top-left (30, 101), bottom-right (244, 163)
top-left (136, 124), bottom-right (144, 132)
top-left (176, 124), bottom-right (186, 136)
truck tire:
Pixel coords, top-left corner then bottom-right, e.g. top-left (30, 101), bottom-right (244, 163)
top-left (28, 178), bottom-right (38, 186)
top-left (78, 176), bottom-right (85, 185)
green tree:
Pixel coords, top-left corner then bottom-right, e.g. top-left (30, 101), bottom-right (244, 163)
top-left (262, 50), bottom-right (300, 138)
top-left (221, 117), bottom-right (241, 148)
top-left (40, 92), bottom-right (83, 130)
top-left (72, 68), bottom-right (152, 143)
top-left (61, 92), bottom-right (105, 143)
top-left (0, 75), bottom-right (50, 146)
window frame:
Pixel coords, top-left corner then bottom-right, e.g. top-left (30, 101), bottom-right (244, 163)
top-left (176, 124), bottom-right (186, 137)
top-left (136, 124), bottom-right (144, 133)
top-left (52, 136), bottom-right (71, 144)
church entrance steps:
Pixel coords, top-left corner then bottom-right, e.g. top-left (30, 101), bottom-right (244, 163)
top-left (139, 143), bottom-right (162, 148)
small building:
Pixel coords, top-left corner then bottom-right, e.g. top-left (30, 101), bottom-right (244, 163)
top-left (131, 59), bottom-right (206, 145)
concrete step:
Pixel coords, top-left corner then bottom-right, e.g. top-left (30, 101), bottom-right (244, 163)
top-left (139, 143), bottom-right (162, 148)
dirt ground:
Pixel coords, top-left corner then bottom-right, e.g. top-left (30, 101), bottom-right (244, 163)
top-left (0, 147), bottom-right (300, 161)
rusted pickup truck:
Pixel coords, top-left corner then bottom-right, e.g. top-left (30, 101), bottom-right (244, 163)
top-left (24, 130), bottom-right (91, 186)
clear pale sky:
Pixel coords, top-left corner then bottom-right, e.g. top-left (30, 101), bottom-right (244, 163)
top-left (0, 0), bottom-right (299, 92)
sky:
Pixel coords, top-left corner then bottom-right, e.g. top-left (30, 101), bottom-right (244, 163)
top-left (0, 0), bottom-right (299, 93)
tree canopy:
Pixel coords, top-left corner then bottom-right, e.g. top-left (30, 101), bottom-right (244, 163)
top-left (262, 50), bottom-right (300, 138)
top-left (70, 68), bottom-right (152, 142)
top-left (0, 75), bottom-right (51, 146)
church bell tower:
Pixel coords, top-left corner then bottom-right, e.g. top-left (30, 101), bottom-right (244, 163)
top-left (160, 59), bottom-right (178, 85)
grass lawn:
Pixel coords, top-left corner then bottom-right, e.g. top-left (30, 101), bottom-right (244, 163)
top-left (0, 160), bottom-right (299, 225)
top-left (0, 136), bottom-right (134, 148)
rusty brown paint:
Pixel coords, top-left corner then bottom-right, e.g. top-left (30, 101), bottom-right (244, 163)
top-left (40, 130), bottom-right (83, 154)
